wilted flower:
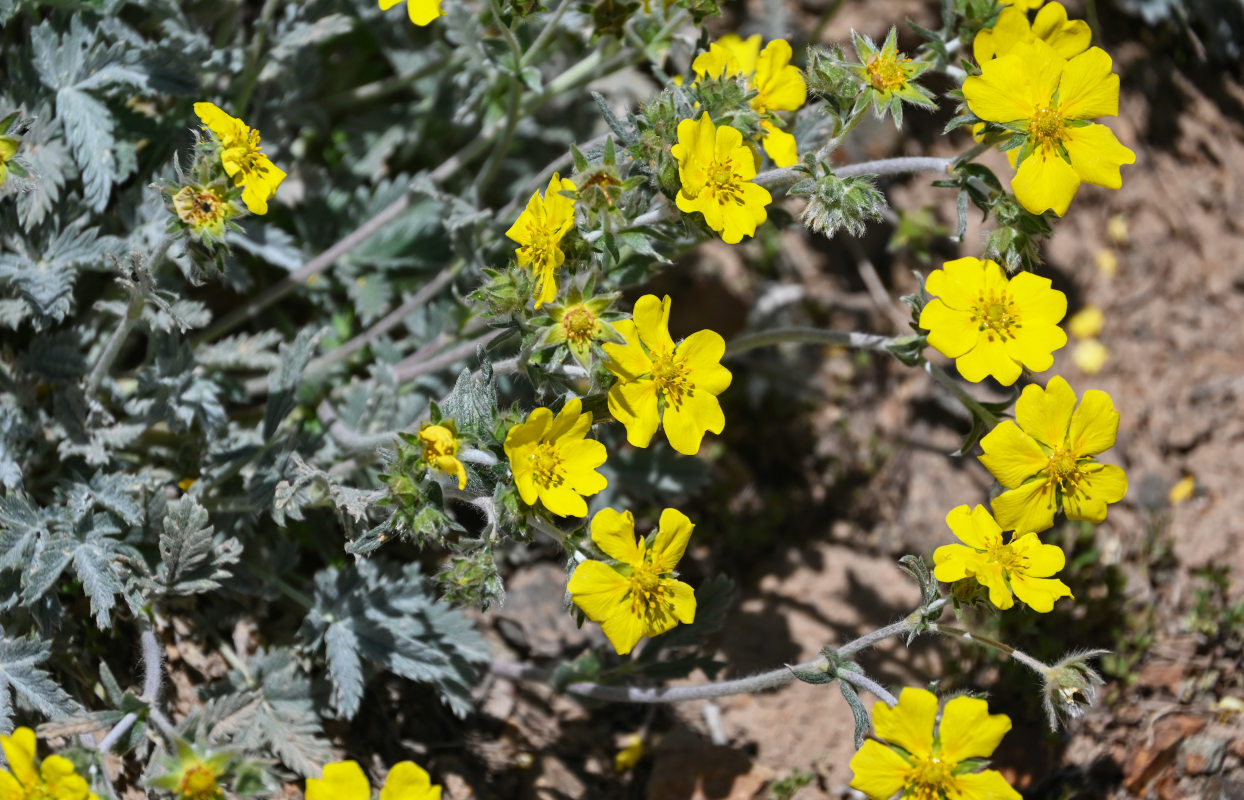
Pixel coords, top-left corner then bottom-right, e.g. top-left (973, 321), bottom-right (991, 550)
top-left (417, 421), bottom-right (467, 490)
top-left (193, 102), bottom-right (286, 215)
top-left (1040, 649), bottom-right (1108, 729)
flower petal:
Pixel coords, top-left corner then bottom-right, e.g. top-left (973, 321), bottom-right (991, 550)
top-left (991, 478), bottom-right (1058, 534)
top-left (848, 739), bottom-right (910, 800)
top-left (0, 727), bottom-right (38, 787)
top-left (590, 507), bottom-right (642, 564)
top-left (666, 578), bottom-right (697, 624)
top-left (1004, 320), bottom-right (1065, 373)
top-left (676, 330), bottom-right (731, 395)
top-left (933, 543), bottom-right (985, 582)
top-left (307, 761), bottom-right (372, 800)
top-left (979, 420), bottom-right (1050, 489)
top-left (547, 397), bottom-right (589, 442)
top-left (1012, 146), bottom-right (1081, 217)
top-left (1064, 122), bottom-right (1135, 189)
top-left (955, 332), bottom-right (1021, 385)
top-left (760, 121), bottom-right (798, 167)
top-left (1058, 47), bottom-right (1119, 120)
top-left (925, 256), bottom-right (987, 311)
top-left (1063, 463), bottom-right (1127, 523)
top-left (652, 507), bottom-right (694, 572)
top-left (608, 378), bottom-right (661, 448)
top-left (873, 687), bottom-right (937, 759)
top-left (1009, 532), bottom-right (1066, 577)
top-left (952, 769), bottom-right (1023, 800)
top-left (568, 560), bottom-right (631, 621)
top-left (1009, 271), bottom-right (1067, 326)
top-left (633, 294), bottom-right (676, 356)
top-left (1032, 2), bottom-right (1092, 60)
top-left (662, 387), bottom-right (725, 455)
top-left (920, 299), bottom-right (980, 359)
top-left (1016, 375), bottom-right (1077, 449)
top-left (938, 695), bottom-right (1013, 763)
top-left (380, 761), bottom-right (439, 800)
top-left (600, 606), bottom-right (648, 655)
top-left (1010, 573), bottom-right (1073, 612)
top-left (1068, 389), bottom-right (1120, 456)
top-left (977, 561), bottom-right (1017, 609)
top-left (603, 319), bottom-right (654, 381)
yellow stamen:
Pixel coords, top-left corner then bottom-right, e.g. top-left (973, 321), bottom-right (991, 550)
top-left (1044, 446), bottom-right (1083, 493)
top-left (529, 442), bottom-right (565, 489)
top-left (627, 552), bottom-right (671, 621)
top-left (561, 306), bottom-right (598, 346)
top-left (651, 353), bottom-right (692, 408)
top-left (905, 756), bottom-right (955, 800)
top-left (866, 51), bottom-right (911, 92)
top-left (706, 158), bottom-right (746, 206)
top-left (970, 289), bottom-right (1022, 343)
top-left (1028, 105), bottom-right (1066, 148)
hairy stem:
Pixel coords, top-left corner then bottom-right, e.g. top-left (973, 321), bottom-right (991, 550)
top-left (97, 627), bottom-right (171, 753)
top-left (234, 0), bottom-right (282, 117)
top-left (930, 622), bottom-right (1050, 676)
top-left (838, 668), bottom-right (899, 706)
top-left (393, 329), bottom-right (504, 382)
top-left (492, 598), bottom-right (947, 703)
top-left (756, 156), bottom-right (954, 190)
top-left (85, 279), bottom-right (146, 395)
top-left (724, 327), bottom-right (912, 358)
top-left (924, 361), bottom-right (1000, 427)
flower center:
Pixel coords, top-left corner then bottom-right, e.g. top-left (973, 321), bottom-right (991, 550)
top-left (179, 765), bottom-right (222, 800)
top-left (420, 426), bottom-right (458, 462)
top-left (706, 158), bottom-right (745, 206)
top-left (173, 186), bottom-right (228, 229)
top-left (651, 353), bottom-right (692, 408)
top-left (561, 306), bottom-right (598, 345)
top-left (1044, 446), bottom-right (1083, 492)
top-left (866, 52), bottom-right (910, 92)
top-left (905, 756), bottom-right (955, 800)
top-left (970, 289), bottom-right (1021, 342)
top-left (627, 556), bottom-right (671, 620)
top-left (529, 442), bottom-right (565, 489)
top-left (986, 538), bottom-right (1029, 574)
top-left (1028, 105), bottom-right (1066, 148)
top-left (522, 218), bottom-right (559, 268)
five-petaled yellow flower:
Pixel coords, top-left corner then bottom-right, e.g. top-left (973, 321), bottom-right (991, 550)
top-left (974, 1), bottom-right (1091, 62)
top-left (505, 398), bottom-right (607, 518)
top-left (0, 135), bottom-right (19, 188)
top-left (979, 375), bottom-right (1127, 534)
top-left (192, 102), bottom-right (286, 216)
top-left (849, 688), bottom-right (1020, 800)
top-left (307, 759), bottom-right (441, 800)
top-left (964, 39), bottom-right (1135, 216)
top-left (0, 727), bottom-right (99, 800)
top-left (933, 504), bottom-right (1073, 612)
top-left (691, 35), bottom-right (807, 166)
top-left (919, 256), bottom-right (1067, 385)
top-left (567, 507), bottom-right (697, 655)
top-left (506, 172), bottom-right (577, 309)
top-left (379, 0), bottom-right (444, 26)
top-left (603, 294), bottom-right (731, 456)
top-left (670, 113), bottom-right (772, 244)
top-left (418, 422), bottom-right (467, 490)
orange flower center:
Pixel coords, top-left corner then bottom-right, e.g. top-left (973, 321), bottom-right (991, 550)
top-left (905, 756), bottom-right (955, 800)
top-left (627, 554), bottom-right (671, 620)
top-left (866, 52), bottom-right (910, 92)
top-left (707, 159), bottom-right (746, 206)
top-left (561, 306), bottom-right (599, 345)
top-left (1029, 105), bottom-right (1066, 148)
top-left (651, 353), bottom-right (692, 408)
top-left (529, 442), bottom-right (565, 489)
top-left (970, 290), bottom-right (1022, 342)
top-left (179, 765), bottom-right (221, 800)
top-left (1044, 446), bottom-right (1083, 492)
top-left (173, 186), bottom-right (228, 229)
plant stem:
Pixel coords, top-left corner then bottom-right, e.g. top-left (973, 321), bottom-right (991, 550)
top-left (85, 279), bottom-right (146, 395)
top-left (393, 329), bottom-right (504, 382)
top-left (519, 0), bottom-right (575, 67)
top-left (97, 627), bottom-right (172, 753)
top-left (756, 156), bottom-right (953, 190)
top-left (491, 598), bottom-right (947, 703)
top-left (724, 327), bottom-right (911, 358)
top-left (838, 669), bottom-right (898, 706)
top-left (930, 622), bottom-right (1049, 676)
top-left (234, 0), bottom-right (282, 118)
top-left (923, 361), bottom-right (1000, 427)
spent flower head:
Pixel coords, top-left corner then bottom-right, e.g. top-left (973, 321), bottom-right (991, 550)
top-left (0, 727), bottom-right (98, 800)
top-left (149, 740), bottom-right (239, 800)
top-left (848, 28), bottom-right (936, 127)
top-left (172, 184), bottom-right (237, 242)
top-left (193, 102), bottom-right (286, 215)
top-left (933, 504), bottom-right (1073, 612)
top-left (918, 256), bottom-right (1067, 385)
top-left (670, 113), bottom-right (772, 244)
top-left (504, 398), bottom-right (607, 518)
top-left (974, 1), bottom-right (1091, 62)
top-left (964, 40), bottom-right (1135, 216)
top-left (979, 375), bottom-right (1127, 533)
top-left (539, 284), bottom-right (624, 369)
top-left (567, 507), bottom-right (697, 655)
top-left (505, 172), bottom-right (577, 308)
top-left (603, 294), bottom-right (731, 455)
top-left (379, 0), bottom-right (444, 25)
top-left (849, 688), bottom-right (1020, 800)
top-left (306, 759), bottom-right (441, 800)
top-left (1040, 649), bottom-right (1108, 729)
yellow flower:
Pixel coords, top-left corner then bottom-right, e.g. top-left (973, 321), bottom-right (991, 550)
top-left (192, 102), bottom-right (286, 215)
top-left (849, 28), bottom-right (937, 126)
top-left (172, 184), bottom-right (236, 239)
top-left (614, 733), bottom-right (645, 772)
top-left (918, 256), bottom-right (1067, 385)
top-left (933, 504), bottom-right (1073, 612)
top-left (1072, 339), bottom-right (1108, 374)
top-left (567, 507), bottom-right (697, 655)
top-left (504, 398), bottom-right (607, 518)
top-left (973, 1), bottom-right (1091, 62)
top-left (379, 0), bottom-right (444, 25)
top-left (1066, 305), bottom-right (1104, 339)
top-left (1168, 474), bottom-right (1196, 506)
top-left (306, 760), bottom-right (441, 800)
top-left (418, 422), bottom-right (467, 490)
top-left (979, 375), bottom-right (1127, 534)
top-left (670, 113), bottom-right (772, 244)
top-left (849, 688), bottom-right (1020, 800)
top-left (603, 294), bottom-right (731, 455)
top-left (0, 727), bottom-right (99, 800)
top-left (691, 35), bottom-right (807, 166)
top-left (0, 135), bottom-right (18, 188)
top-left (505, 172), bottom-right (577, 308)
top-left (963, 40), bottom-right (1135, 216)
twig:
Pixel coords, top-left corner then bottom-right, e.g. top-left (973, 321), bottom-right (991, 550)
top-left (923, 361), bottom-right (1000, 427)
top-left (724, 326), bottom-right (908, 358)
top-left (393, 330), bottom-right (504, 382)
top-left (97, 627), bottom-right (173, 754)
top-left (755, 156), bottom-right (953, 190)
top-left (85, 280), bottom-right (146, 395)
top-left (838, 669), bottom-right (899, 706)
top-left (930, 622), bottom-right (1049, 676)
